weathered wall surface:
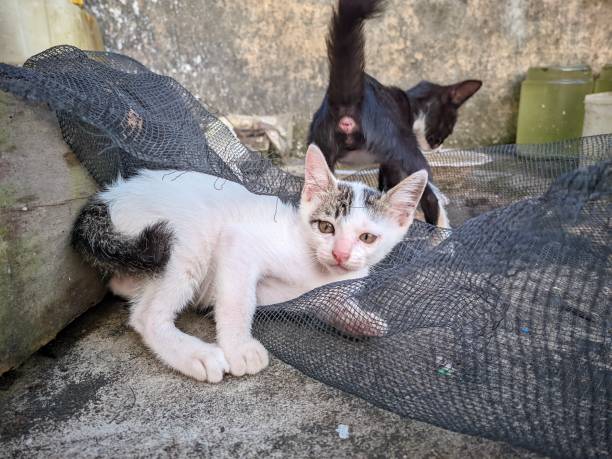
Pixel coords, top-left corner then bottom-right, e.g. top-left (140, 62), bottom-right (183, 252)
top-left (89, 0), bottom-right (612, 148)
top-left (0, 93), bottom-right (106, 373)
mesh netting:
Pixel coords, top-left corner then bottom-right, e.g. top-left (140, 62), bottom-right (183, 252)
top-left (1, 46), bottom-right (610, 458)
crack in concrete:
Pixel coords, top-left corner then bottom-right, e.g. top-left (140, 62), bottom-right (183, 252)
top-left (0, 196), bottom-right (90, 214)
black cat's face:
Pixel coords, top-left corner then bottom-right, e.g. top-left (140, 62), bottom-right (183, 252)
top-left (407, 80), bottom-right (482, 151)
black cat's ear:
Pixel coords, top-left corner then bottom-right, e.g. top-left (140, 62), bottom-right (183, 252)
top-left (449, 80), bottom-right (482, 106)
top-left (302, 144), bottom-right (336, 202)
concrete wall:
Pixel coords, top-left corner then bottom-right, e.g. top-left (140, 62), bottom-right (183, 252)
top-left (0, 93), bottom-right (106, 373)
top-left (88, 0), bottom-right (612, 148)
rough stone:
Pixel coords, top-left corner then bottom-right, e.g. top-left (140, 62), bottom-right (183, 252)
top-left (220, 113), bottom-right (294, 161)
top-left (88, 0), bottom-right (612, 149)
top-left (0, 93), bottom-right (106, 374)
top-left (0, 297), bottom-right (544, 458)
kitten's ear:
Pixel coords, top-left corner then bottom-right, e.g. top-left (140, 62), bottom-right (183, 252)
top-left (383, 170), bottom-right (429, 226)
top-left (302, 144), bottom-right (336, 202)
top-left (449, 80), bottom-right (482, 106)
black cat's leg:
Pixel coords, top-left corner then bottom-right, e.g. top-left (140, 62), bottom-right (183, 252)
top-left (377, 166), bottom-right (385, 191)
top-left (420, 183), bottom-right (440, 226)
top-left (314, 142), bottom-right (337, 172)
top-left (428, 182), bottom-right (451, 228)
top-left (378, 162), bottom-right (405, 191)
top-left (382, 160), bottom-right (449, 227)
top-left (328, 156), bottom-right (337, 173)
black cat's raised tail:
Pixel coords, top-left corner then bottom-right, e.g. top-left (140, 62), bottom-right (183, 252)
top-left (327, 0), bottom-right (385, 113)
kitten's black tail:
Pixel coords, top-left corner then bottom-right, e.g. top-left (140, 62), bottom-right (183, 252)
top-left (71, 197), bottom-right (174, 275)
top-left (327, 0), bottom-right (385, 109)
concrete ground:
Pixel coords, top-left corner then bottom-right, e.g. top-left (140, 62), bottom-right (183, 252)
top-left (0, 296), bottom-right (543, 458)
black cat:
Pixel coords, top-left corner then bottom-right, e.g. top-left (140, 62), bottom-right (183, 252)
top-left (407, 80), bottom-right (482, 153)
top-left (308, 0), bottom-right (481, 227)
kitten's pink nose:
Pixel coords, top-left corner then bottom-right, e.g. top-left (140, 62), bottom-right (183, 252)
top-left (332, 249), bottom-right (350, 265)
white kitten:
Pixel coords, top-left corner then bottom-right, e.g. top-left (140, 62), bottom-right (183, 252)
top-left (72, 144), bottom-right (428, 382)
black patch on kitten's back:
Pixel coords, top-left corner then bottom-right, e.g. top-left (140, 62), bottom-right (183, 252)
top-left (71, 197), bottom-right (174, 275)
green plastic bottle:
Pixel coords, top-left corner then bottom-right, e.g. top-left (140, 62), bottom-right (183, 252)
top-left (526, 65), bottom-right (592, 82)
top-left (516, 65), bottom-right (593, 157)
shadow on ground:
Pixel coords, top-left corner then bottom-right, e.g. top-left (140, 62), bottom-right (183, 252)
top-left (0, 297), bottom-right (543, 458)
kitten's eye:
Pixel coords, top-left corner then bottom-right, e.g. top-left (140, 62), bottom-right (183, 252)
top-left (359, 233), bottom-right (378, 244)
top-left (318, 221), bottom-right (335, 234)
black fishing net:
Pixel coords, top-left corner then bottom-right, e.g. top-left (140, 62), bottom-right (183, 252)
top-left (1, 46), bottom-right (610, 458)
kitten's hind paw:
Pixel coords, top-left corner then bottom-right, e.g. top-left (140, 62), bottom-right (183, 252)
top-left (326, 305), bottom-right (389, 337)
top-left (317, 294), bottom-right (389, 338)
top-left (221, 339), bottom-right (269, 377)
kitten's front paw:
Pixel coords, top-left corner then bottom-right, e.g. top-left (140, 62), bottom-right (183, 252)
top-left (221, 339), bottom-right (269, 377)
top-left (172, 342), bottom-right (229, 383)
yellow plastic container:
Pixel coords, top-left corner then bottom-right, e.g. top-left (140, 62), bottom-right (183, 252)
top-left (0, 0), bottom-right (104, 65)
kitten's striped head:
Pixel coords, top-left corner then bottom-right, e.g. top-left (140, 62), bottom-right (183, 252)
top-left (300, 144), bottom-right (428, 272)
